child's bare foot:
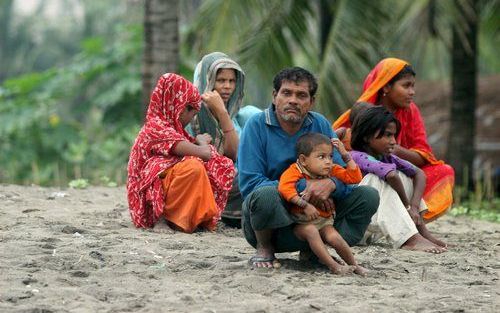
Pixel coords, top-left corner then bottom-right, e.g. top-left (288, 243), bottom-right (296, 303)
top-left (402, 234), bottom-right (447, 254)
top-left (329, 264), bottom-right (355, 275)
top-left (353, 265), bottom-right (369, 277)
top-left (417, 225), bottom-right (448, 248)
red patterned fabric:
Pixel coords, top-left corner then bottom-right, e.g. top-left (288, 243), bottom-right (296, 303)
top-left (127, 73), bottom-right (235, 228)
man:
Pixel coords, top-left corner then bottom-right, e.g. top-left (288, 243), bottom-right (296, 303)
top-left (238, 67), bottom-right (379, 268)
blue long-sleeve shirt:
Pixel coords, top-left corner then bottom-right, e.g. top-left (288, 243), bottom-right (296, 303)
top-left (237, 104), bottom-right (347, 199)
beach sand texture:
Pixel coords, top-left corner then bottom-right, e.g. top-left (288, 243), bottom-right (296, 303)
top-left (1, 185), bottom-right (498, 312)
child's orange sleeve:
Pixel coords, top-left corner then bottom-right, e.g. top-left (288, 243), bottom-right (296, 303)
top-left (331, 164), bottom-right (362, 184)
top-left (278, 164), bottom-right (304, 202)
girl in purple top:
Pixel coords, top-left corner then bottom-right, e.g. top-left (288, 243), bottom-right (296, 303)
top-left (350, 106), bottom-right (447, 253)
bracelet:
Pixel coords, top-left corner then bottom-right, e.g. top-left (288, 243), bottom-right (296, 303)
top-left (341, 154), bottom-right (352, 163)
top-left (222, 127), bottom-right (235, 134)
top-left (297, 198), bottom-right (308, 208)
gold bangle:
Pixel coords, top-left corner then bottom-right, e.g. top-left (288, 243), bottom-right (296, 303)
top-left (222, 128), bottom-right (235, 134)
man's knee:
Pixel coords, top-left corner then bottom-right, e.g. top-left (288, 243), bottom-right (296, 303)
top-left (245, 186), bottom-right (281, 214)
top-left (357, 185), bottom-right (379, 215)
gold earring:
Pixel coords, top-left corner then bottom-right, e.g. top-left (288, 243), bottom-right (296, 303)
top-left (383, 92), bottom-right (387, 97)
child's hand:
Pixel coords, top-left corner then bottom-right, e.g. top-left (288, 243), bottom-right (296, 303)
top-left (331, 138), bottom-right (348, 155)
top-left (407, 204), bottom-right (423, 226)
top-left (303, 203), bottom-right (319, 221)
top-left (196, 133), bottom-right (212, 146)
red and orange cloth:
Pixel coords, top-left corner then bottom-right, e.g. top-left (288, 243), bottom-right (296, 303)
top-left (333, 58), bottom-right (454, 221)
top-left (127, 73), bottom-right (234, 230)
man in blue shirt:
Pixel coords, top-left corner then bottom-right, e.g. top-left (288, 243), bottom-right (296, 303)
top-left (238, 67), bottom-right (379, 268)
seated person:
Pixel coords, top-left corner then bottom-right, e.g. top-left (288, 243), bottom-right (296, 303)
top-left (189, 52), bottom-right (261, 222)
top-left (350, 106), bottom-right (447, 253)
top-left (278, 133), bottom-right (368, 275)
top-left (127, 73), bottom-right (235, 233)
top-left (238, 67), bottom-right (379, 268)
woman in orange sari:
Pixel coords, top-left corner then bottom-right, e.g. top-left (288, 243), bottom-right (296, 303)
top-left (333, 58), bottom-right (454, 222)
top-left (127, 73), bottom-right (235, 232)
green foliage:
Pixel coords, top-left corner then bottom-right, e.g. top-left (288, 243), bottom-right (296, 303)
top-left (0, 24), bottom-right (143, 186)
top-left (68, 178), bottom-right (90, 189)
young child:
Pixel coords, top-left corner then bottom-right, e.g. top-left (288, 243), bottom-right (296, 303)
top-left (350, 106), bottom-right (447, 253)
top-left (278, 133), bottom-right (368, 275)
top-left (334, 101), bottom-right (371, 151)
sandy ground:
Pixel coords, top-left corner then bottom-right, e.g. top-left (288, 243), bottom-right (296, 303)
top-left (0, 185), bottom-right (499, 313)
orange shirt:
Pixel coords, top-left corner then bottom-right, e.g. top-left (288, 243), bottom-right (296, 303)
top-left (278, 162), bottom-right (362, 217)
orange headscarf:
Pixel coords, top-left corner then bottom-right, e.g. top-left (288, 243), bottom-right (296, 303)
top-left (333, 58), bottom-right (407, 129)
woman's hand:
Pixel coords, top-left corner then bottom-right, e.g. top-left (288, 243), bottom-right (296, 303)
top-left (195, 133), bottom-right (212, 146)
top-left (201, 91), bottom-right (227, 119)
top-left (198, 145), bottom-right (212, 162)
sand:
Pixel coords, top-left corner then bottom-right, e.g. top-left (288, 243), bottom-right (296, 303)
top-left (0, 184), bottom-right (498, 312)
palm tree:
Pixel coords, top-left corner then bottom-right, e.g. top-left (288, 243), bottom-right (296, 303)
top-left (185, 0), bottom-right (499, 191)
top-left (184, 0), bottom-right (391, 117)
top-left (142, 0), bottom-right (180, 108)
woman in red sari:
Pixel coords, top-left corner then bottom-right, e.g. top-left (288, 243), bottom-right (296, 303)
top-left (127, 73), bottom-right (235, 232)
top-left (333, 58), bottom-right (454, 222)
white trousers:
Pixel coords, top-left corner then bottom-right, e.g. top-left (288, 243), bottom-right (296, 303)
top-left (359, 172), bottom-right (427, 248)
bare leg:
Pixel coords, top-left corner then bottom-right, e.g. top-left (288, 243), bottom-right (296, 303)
top-left (294, 224), bottom-right (353, 275)
top-left (251, 229), bottom-right (280, 268)
top-left (402, 233), bottom-right (447, 253)
top-left (417, 223), bottom-right (448, 248)
top-left (321, 226), bottom-right (368, 277)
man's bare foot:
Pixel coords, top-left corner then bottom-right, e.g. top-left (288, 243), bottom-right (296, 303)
top-left (329, 264), bottom-right (355, 275)
top-left (249, 247), bottom-right (280, 269)
top-left (353, 265), bottom-right (369, 277)
top-left (417, 225), bottom-right (448, 248)
top-left (402, 234), bottom-right (447, 254)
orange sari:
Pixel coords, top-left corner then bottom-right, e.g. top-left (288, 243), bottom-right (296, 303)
top-left (333, 58), bottom-right (455, 221)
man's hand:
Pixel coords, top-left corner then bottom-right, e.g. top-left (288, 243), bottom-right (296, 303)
top-left (195, 133), bottom-right (212, 146)
top-left (300, 179), bottom-right (336, 212)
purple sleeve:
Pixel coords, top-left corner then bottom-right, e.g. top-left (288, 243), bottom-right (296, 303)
top-left (386, 154), bottom-right (417, 177)
top-left (350, 151), bottom-right (396, 180)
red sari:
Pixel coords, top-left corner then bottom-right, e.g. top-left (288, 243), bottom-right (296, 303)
top-left (333, 58), bottom-right (454, 221)
top-left (127, 73), bottom-right (235, 230)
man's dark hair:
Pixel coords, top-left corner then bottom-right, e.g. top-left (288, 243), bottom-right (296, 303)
top-left (296, 132), bottom-right (331, 156)
top-left (351, 106), bottom-right (401, 152)
top-left (273, 67), bottom-right (318, 97)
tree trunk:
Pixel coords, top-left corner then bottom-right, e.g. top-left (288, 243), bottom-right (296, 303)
top-left (447, 0), bottom-right (478, 188)
top-left (142, 0), bottom-right (179, 110)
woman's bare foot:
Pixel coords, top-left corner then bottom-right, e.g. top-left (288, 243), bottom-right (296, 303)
top-left (402, 234), bottom-right (447, 254)
top-left (353, 265), bottom-right (369, 277)
top-left (417, 224), bottom-right (448, 248)
top-left (329, 264), bottom-right (355, 275)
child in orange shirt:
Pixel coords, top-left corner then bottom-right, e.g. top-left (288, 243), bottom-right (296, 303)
top-left (278, 133), bottom-right (368, 276)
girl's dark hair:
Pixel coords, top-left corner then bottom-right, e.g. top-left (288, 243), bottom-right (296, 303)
top-left (387, 64), bottom-right (416, 86)
top-left (350, 106), bottom-right (401, 152)
top-left (296, 133), bottom-right (331, 156)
